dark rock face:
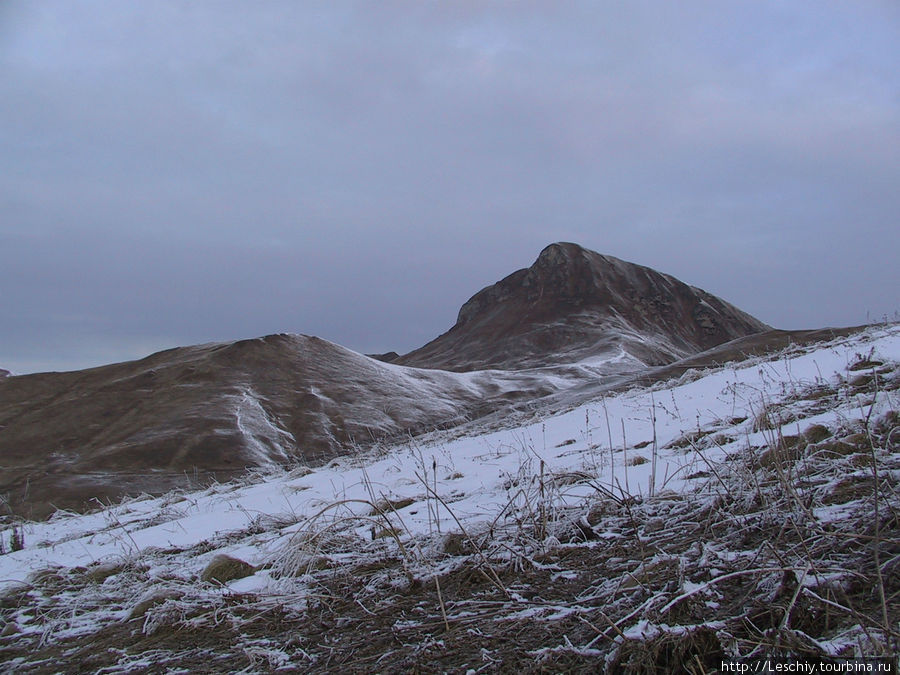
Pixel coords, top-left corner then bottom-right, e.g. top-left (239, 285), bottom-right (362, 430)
top-left (396, 243), bottom-right (770, 371)
top-left (0, 369), bottom-right (9, 379)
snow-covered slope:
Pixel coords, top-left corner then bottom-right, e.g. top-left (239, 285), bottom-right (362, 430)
top-left (1, 324), bottom-right (897, 671)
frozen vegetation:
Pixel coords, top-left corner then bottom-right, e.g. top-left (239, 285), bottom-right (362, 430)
top-left (1, 325), bottom-right (898, 672)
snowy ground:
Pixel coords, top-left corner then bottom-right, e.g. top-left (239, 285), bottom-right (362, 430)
top-left (1, 324), bottom-right (898, 672)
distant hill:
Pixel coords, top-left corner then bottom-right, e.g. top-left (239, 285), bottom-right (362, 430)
top-left (395, 242), bottom-right (770, 371)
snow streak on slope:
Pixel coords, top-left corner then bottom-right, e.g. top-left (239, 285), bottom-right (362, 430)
top-left (1, 325), bottom-right (898, 671)
top-left (233, 386), bottom-right (295, 467)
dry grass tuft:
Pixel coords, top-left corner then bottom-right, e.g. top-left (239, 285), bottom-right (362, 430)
top-left (609, 625), bottom-right (724, 674)
top-left (200, 554), bottom-right (255, 584)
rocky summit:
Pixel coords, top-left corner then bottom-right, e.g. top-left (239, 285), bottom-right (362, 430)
top-left (395, 242), bottom-right (770, 371)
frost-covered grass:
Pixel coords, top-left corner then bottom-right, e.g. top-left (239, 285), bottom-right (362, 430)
top-left (1, 325), bottom-right (898, 672)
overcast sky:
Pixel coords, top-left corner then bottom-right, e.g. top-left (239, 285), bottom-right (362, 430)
top-left (2, 1), bottom-right (898, 374)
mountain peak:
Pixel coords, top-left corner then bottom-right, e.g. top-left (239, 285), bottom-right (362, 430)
top-left (534, 241), bottom-right (584, 265)
top-left (398, 243), bottom-right (770, 371)
top-left (522, 242), bottom-right (609, 303)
